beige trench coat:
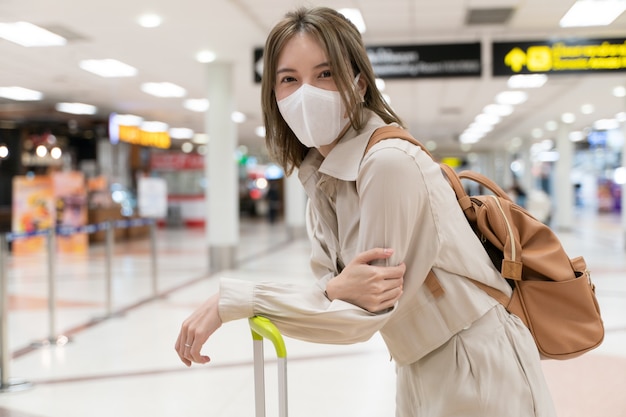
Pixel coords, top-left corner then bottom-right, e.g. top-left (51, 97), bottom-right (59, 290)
top-left (219, 110), bottom-right (555, 416)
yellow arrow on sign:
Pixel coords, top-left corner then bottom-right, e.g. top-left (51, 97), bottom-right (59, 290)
top-left (504, 47), bottom-right (527, 72)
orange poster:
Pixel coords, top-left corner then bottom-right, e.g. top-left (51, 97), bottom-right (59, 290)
top-left (12, 175), bottom-right (54, 254)
top-left (12, 172), bottom-right (88, 254)
top-left (52, 171), bottom-right (88, 253)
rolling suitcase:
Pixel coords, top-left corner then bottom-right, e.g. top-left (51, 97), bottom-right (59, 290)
top-left (249, 316), bottom-right (288, 417)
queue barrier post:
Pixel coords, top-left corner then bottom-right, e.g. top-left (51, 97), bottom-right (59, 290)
top-left (0, 232), bottom-right (32, 393)
top-left (31, 228), bottom-right (69, 348)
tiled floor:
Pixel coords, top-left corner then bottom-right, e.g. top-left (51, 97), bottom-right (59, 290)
top-left (0, 210), bottom-right (624, 417)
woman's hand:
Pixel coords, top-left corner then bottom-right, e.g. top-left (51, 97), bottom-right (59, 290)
top-left (175, 292), bottom-right (222, 366)
top-left (325, 248), bottom-right (405, 313)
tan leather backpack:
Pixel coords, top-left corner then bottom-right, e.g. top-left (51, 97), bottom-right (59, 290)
top-left (366, 126), bottom-right (604, 360)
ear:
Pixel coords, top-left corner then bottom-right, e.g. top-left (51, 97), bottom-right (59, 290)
top-left (355, 74), bottom-right (367, 100)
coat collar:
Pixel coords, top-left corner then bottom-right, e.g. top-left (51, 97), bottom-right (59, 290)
top-left (319, 112), bottom-right (388, 181)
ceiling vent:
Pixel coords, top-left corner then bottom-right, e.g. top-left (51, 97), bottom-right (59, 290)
top-left (466, 7), bottom-right (515, 25)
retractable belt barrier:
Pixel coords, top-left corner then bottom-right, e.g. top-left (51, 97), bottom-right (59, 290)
top-left (0, 218), bottom-right (158, 393)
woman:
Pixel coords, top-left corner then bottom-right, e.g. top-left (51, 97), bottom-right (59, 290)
top-left (176, 7), bottom-right (556, 416)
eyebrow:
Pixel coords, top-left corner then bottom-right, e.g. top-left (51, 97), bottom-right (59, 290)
top-left (276, 62), bottom-right (331, 76)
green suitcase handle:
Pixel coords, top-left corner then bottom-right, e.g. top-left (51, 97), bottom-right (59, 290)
top-left (249, 316), bottom-right (287, 358)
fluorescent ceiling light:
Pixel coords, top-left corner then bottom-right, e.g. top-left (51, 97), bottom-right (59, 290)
top-left (113, 113), bottom-right (143, 126)
top-left (507, 74), bottom-right (548, 89)
top-left (475, 113), bottom-right (501, 125)
top-left (459, 131), bottom-right (483, 144)
top-left (338, 8), bottom-right (366, 33)
top-left (483, 103), bottom-right (514, 117)
top-left (0, 86), bottom-right (43, 101)
top-left (495, 91), bottom-right (528, 105)
top-left (184, 98), bottom-right (209, 112)
top-left (169, 127), bottom-right (194, 139)
top-left (560, 0), bottom-right (626, 27)
top-left (80, 59), bottom-right (138, 77)
top-left (55, 102), bottom-right (98, 115)
top-left (141, 82), bottom-right (186, 98)
top-left (594, 118), bottom-right (620, 130)
top-left (138, 13), bottom-right (162, 28)
top-left (0, 21), bottom-right (66, 47)
top-left (569, 131), bottom-right (585, 142)
top-left (141, 121), bottom-right (169, 132)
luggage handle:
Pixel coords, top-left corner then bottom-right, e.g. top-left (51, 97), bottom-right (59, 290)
top-left (249, 316), bottom-right (288, 417)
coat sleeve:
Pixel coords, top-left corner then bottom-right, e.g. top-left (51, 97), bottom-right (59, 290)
top-left (356, 141), bottom-right (442, 295)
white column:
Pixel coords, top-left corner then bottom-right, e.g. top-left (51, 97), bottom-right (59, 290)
top-left (204, 62), bottom-right (239, 272)
top-left (554, 124), bottom-right (574, 231)
top-left (621, 121), bottom-right (626, 250)
top-left (284, 171), bottom-right (307, 239)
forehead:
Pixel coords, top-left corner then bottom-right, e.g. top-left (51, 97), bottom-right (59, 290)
top-left (276, 32), bottom-right (328, 69)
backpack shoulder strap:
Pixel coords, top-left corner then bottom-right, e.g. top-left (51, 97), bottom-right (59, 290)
top-left (365, 126), bottom-right (434, 159)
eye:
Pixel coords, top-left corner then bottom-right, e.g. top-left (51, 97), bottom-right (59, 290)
top-left (279, 75), bottom-right (297, 84)
top-left (319, 70), bottom-right (332, 79)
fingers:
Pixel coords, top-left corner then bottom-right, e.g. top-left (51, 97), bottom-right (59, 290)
top-left (354, 247), bottom-right (395, 265)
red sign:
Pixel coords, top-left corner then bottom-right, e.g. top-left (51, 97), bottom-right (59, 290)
top-left (150, 153), bottom-right (204, 170)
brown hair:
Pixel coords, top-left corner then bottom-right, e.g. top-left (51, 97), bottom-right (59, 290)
top-left (261, 6), bottom-right (404, 175)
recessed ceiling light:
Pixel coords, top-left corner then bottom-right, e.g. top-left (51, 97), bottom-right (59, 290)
top-left (184, 98), bottom-right (209, 112)
top-left (545, 120), bottom-right (559, 131)
top-left (560, 0), bottom-right (626, 27)
top-left (0, 86), bottom-right (43, 101)
top-left (195, 50), bottom-right (217, 63)
top-left (231, 111), bottom-right (246, 123)
top-left (55, 102), bottom-right (98, 115)
top-left (255, 126), bottom-right (266, 138)
top-left (0, 21), bottom-right (66, 47)
top-left (169, 128), bottom-right (194, 139)
top-left (612, 86), bottom-right (626, 97)
top-left (141, 82), bottom-right (186, 98)
top-left (79, 59), bottom-right (138, 78)
top-left (138, 13), bottom-right (163, 28)
top-left (581, 104), bottom-right (595, 114)
top-left (561, 112), bottom-right (576, 124)
top-left (181, 142), bottom-right (194, 153)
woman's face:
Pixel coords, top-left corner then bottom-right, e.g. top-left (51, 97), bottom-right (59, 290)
top-left (274, 32), bottom-right (338, 101)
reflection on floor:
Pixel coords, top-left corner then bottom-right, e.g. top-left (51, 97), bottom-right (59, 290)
top-left (0, 211), bottom-right (624, 417)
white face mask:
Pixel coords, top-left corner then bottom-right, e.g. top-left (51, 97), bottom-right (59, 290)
top-left (277, 83), bottom-right (350, 148)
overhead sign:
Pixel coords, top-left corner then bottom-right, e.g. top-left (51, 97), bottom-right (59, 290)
top-left (254, 42), bottom-right (482, 82)
top-left (493, 38), bottom-right (626, 76)
top-left (366, 43), bottom-right (481, 79)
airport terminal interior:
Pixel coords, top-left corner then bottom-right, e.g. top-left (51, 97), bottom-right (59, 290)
top-left (1, 0), bottom-right (626, 416)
